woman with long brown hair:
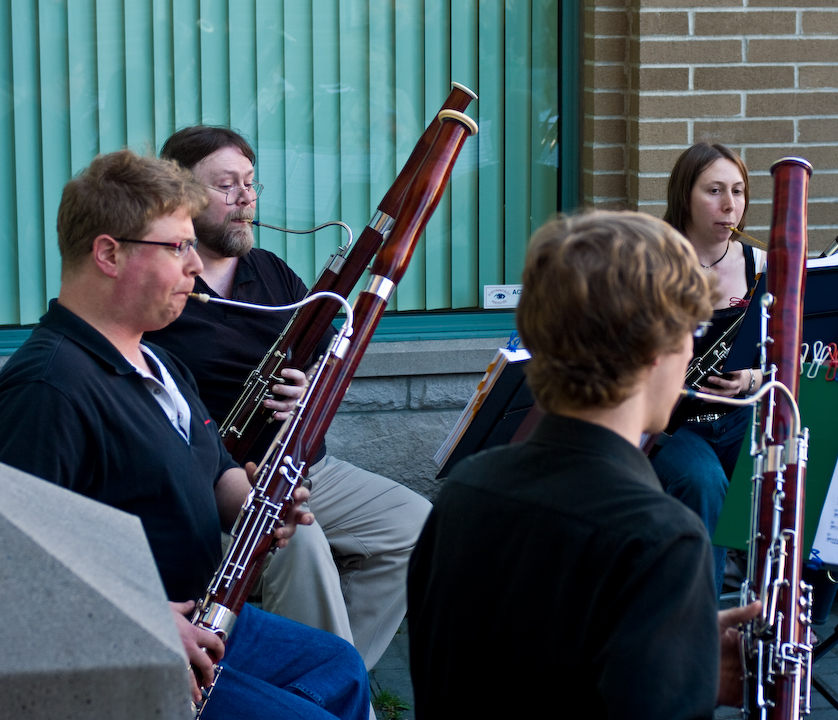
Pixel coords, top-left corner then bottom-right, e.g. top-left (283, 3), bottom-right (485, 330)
top-left (653, 142), bottom-right (766, 597)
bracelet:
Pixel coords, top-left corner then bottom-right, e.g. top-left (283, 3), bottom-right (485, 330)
top-left (747, 368), bottom-right (756, 394)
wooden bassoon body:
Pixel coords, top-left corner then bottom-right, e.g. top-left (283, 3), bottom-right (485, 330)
top-left (219, 82), bottom-right (477, 463)
top-left (742, 157), bottom-right (813, 720)
top-left (681, 157), bottom-right (813, 718)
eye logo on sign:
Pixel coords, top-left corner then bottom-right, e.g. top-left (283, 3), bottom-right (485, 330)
top-left (483, 285), bottom-right (522, 308)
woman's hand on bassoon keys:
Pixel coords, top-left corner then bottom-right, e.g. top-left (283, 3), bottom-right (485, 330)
top-left (170, 600), bottom-right (225, 704)
top-left (263, 367), bottom-right (309, 421)
top-left (700, 368), bottom-right (762, 399)
top-left (716, 600), bottom-right (761, 708)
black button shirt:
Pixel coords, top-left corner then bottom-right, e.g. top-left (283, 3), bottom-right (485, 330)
top-left (408, 413), bottom-right (719, 719)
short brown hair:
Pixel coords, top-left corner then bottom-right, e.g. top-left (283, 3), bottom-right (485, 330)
top-left (517, 211), bottom-right (713, 412)
top-left (160, 125), bottom-right (256, 170)
top-left (663, 142), bottom-right (749, 236)
top-left (56, 149), bottom-right (207, 274)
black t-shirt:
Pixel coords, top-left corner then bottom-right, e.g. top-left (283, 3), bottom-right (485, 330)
top-left (679, 243), bottom-right (759, 420)
top-left (692, 242), bottom-right (759, 363)
top-left (0, 300), bottom-right (238, 601)
top-left (146, 248), bottom-right (334, 464)
top-left (408, 413), bottom-right (719, 719)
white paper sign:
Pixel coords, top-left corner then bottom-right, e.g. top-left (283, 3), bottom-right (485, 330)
top-left (483, 284), bottom-right (522, 308)
top-left (810, 459), bottom-right (838, 565)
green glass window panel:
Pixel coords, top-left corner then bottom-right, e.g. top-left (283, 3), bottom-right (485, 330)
top-left (10, 1), bottom-right (46, 324)
top-left (0, 0), bottom-right (574, 328)
top-left (0, 2), bottom-right (17, 322)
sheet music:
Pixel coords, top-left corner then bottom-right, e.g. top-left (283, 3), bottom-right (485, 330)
top-left (810, 458), bottom-right (838, 565)
top-left (806, 253), bottom-right (838, 270)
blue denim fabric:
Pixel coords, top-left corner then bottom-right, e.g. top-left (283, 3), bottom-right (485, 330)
top-left (650, 405), bottom-right (751, 598)
top-left (202, 603), bottom-right (370, 720)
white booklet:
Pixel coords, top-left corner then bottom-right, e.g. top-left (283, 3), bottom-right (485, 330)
top-left (810, 459), bottom-right (838, 566)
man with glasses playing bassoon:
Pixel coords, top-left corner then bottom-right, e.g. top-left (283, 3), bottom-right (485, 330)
top-left (0, 149), bottom-right (369, 720)
top-left (145, 126), bottom-right (431, 672)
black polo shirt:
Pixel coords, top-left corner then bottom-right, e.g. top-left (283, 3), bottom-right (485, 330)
top-left (146, 247), bottom-right (334, 464)
top-left (0, 300), bottom-right (238, 601)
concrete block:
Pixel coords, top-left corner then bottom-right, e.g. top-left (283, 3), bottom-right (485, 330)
top-left (639, 38), bottom-right (743, 65)
top-left (636, 120), bottom-right (689, 146)
top-left (802, 11), bottom-right (838, 36)
top-left (337, 377), bottom-right (410, 412)
top-left (694, 10), bottom-right (795, 36)
top-left (748, 38), bottom-right (838, 64)
top-left (638, 10), bottom-right (689, 36)
top-left (407, 374), bottom-right (484, 411)
top-left (694, 66), bottom-right (795, 93)
top-left (694, 120), bottom-right (793, 145)
top-left (326, 410), bottom-right (462, 499)
top-left (355, 338), bottom-right (507, 378)
top-left (799, 118), bottom-right (838, 143)
top-left (637, 67), bottom-right (689, 93)
top-left (0, 464), bottom-right (191, 719)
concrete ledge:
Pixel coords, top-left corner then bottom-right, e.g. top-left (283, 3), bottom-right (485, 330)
top-left (354, 336), bottom-right (510, 377)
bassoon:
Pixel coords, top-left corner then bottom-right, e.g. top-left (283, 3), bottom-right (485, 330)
top-left (191, 109), bottom-right (478, 712)
top-left (219, 82), bottom-right (477, 463)
top-left (685, 157), bottom-right (814, 719)
top-left (742, 157), bottom-right (813, 719)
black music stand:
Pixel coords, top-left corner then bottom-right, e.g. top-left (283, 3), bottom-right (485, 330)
top-left (435, 352), bottom-right (533, 480)
top-left (812, 624), bottom-right (838, 710)
top-left (724, 259), bottom-right (838, 371)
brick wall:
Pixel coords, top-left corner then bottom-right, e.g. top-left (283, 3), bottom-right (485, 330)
top-left (584, 0), bottom-right (838, 252)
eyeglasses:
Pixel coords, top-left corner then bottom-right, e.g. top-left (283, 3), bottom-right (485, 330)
top-left (114, 237), bottom-right (199, 257)
top-left (205, 182), bottom-right (264, 205)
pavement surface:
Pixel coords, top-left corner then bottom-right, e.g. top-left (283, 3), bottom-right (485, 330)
top-left (370, 618), bottom-right (414, 720)
top-left (369, 602), bottom-right (838, 719)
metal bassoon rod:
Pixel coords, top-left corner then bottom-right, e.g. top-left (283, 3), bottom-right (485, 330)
top-left (218, 82), bottom-right (477, 463)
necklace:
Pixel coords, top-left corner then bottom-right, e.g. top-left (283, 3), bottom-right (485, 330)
top-left (700, 240), bottom-right (730, 271)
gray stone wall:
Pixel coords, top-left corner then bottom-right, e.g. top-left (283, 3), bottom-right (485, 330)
top-left (325, 337), bottom-right (510, 500)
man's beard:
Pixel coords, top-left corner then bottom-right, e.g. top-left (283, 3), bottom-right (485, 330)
top-left (193, 208), bottom-right (255, 258)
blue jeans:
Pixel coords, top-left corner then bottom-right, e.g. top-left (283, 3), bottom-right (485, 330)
top-left (651, 405), bottom-right (751, 597)
top-left (202, 603), bottom-right (370, 720)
